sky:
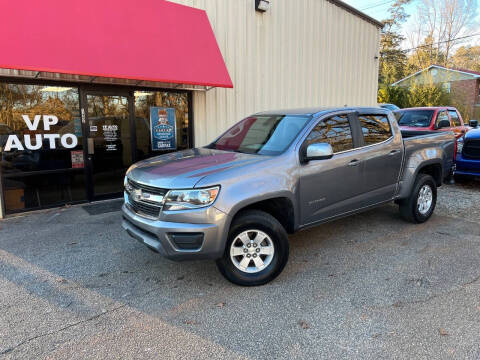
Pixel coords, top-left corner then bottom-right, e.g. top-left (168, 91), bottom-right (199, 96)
top-left (343, 0), bottom-right (410, 21)
top-left (343, 0), bottom-right (480, 49)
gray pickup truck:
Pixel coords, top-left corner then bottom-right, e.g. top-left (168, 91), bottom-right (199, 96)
top-left (122, 107), bottom-right (455, 286)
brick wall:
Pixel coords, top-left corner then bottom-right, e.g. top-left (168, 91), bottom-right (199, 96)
top-left (450, 79), bottom-right (479, 120)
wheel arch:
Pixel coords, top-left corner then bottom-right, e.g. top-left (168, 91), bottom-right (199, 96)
top-left (397, 160), bottom-right (443, 199)
top-left (224, 195), bottom-right (297, 236)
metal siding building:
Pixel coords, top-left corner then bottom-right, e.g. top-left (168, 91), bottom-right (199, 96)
top-left (0, 0), bottom-right (381, 216)
top-left (171, 0), bottom-right (382, 145)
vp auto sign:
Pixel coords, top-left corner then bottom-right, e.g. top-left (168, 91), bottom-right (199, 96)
top-left (4, 115), bottom-right (78, 151)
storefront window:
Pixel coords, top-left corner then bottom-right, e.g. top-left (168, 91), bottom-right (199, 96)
top-left (0, 83), bottom-right (85, 213)
top-left (86, 94), bottom-right (131, 196)
top-left (0, 84), bottom-right (193, 214)
top-left (134, 91), bottom-right (189, 160)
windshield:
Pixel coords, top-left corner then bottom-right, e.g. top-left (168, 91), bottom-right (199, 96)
top-left (209, 115), bottom-right (311, 155)
top-left (396, 110), bottom-right (434, 127)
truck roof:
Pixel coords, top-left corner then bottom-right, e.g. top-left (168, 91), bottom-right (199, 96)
top-left (255, 107), bottom-right (388, 117)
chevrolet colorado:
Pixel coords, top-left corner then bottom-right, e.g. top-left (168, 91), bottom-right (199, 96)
top-left (122, 107), bottom-right (455, 286)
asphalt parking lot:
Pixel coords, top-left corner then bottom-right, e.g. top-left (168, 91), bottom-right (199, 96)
top-left (1, 180), bottom-right (480, 360)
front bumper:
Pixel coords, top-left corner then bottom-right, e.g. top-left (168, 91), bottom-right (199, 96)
top-left (122, 203), bottom-right (229, 261)
top-left (455, 154), bottom-right (480, 177)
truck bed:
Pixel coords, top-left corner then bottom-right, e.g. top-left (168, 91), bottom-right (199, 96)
top-left (400, 130), bottom-right (456, 181)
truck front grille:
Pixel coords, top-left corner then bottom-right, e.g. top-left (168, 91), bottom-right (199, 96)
top-left (127, 179), bottom-right (167, 196)
top-left (463, 139), bottom-right (480, 159)
top-left (125, 178), bottom-right (167, 218)
top-left (127, 194), bottom-right (161, 218)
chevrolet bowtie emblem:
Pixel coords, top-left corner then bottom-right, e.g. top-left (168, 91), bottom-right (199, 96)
top-left (133, 189), bottom-right (142, 201)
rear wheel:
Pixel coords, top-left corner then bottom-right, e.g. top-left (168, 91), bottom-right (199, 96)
top-left (216, 210), bottom-right (289, 286)
top-left (399, 174), bottom-right (437, 223)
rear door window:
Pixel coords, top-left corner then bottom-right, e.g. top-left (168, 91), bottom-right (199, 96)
top-left (448, 110), bottom-right (461, 127)
top-left (306, 114), bottom-right (353, 153)
top-left (359, 115), bottom-right (392, 145)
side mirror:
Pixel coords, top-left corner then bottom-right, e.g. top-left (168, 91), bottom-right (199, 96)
top-left (305, 143), bottom-right (333, 162)
top-left (437, 119), bottom-right (451, 129)
top-left (469, 119), bottom-right (478, 128)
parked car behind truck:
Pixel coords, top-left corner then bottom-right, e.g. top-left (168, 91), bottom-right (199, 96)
top-left (122, 107), bottom-right (455, 286)
top-left (395, 107), bottom-right (467, 139)
top-left (455, 120), bottom-right (480, 179)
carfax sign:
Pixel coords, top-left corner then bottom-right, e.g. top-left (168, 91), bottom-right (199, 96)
top-left (150, 107), bottom-right (177, 151)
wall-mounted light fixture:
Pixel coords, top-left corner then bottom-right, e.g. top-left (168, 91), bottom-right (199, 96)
top-left (255, 0), bottom-right (270, 12)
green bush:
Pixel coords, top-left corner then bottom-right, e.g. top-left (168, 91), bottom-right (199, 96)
top-left (407, 83), bottom-right (451, 107)
top-left (377, 84), bottom-right (451, 109)
top-left (377, 85), bottom-right (409, 108)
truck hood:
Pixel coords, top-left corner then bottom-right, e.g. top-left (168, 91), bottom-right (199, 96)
top-left (465, 128), bottom-right (480, 139)
top-left (126, 148), bottom-right (267, 189)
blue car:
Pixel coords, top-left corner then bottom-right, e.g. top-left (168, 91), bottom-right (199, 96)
top-left (456, 121), bottom-right (480, 178)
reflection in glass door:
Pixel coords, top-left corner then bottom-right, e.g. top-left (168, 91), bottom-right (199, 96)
top-left (86, 94), bottom-right (132, 198)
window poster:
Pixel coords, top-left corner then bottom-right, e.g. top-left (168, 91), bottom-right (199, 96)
top-left (71, 150), bottom-right (84, 168)
top-left (102, 124), bottom-right (119, 151)
top-left (150, 107), bottom-right (176, 151)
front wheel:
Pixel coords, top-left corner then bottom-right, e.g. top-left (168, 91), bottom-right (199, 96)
top-left (399, 174), bottom-right (437, 223)
top-left (216, 210), bottom-right (289, 286)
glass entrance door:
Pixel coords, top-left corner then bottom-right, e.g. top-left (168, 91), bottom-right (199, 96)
top-left (85, 93), bottom-right (132, 198)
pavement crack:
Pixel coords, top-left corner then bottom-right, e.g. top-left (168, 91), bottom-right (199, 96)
top-left (463, 274), bottom-right (480, 287)
top-left (0, 304), bottom-right (126, 356)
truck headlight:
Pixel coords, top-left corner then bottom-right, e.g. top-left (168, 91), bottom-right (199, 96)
top-left (124, 176), bottom-right (133, 193)
top-left (163, 187), bottom-right (220, 211)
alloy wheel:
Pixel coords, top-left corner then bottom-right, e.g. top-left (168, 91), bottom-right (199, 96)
top-left (417, 184), bottom-right (433, 215)
top-left (229, 230), bottom-right (275, 273)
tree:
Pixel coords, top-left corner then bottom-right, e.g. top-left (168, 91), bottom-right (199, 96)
top-left (377, 85), bottom-right (410, 108)
top-left (451, 45), bottom-right (480, 71)
top-left (406, 34), bottom-right (447, 74)
top-left (407, 83), bottom-right (451, 107)
top-left (379, 0), bottom-right (412, 86)
top-left (408, 0), bottom-right (478, 67)
top-left (377, 83), bottom-right (451, 108)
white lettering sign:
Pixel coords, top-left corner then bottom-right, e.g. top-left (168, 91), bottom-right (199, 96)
top-left (22, 115), bottom-right (42, 130)
top-left (24, 134), bottom-right (42, 150)
top-left (3, 115), bottom-right (79, 151)
top-left (43, 115), bottom-right (59, 130)
top-left (61, 134), bottom-right (78, 148)
top-left (4, 135), bottom-right (24, 151)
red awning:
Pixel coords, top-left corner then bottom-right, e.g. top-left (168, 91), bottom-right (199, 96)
top-left (0, 0), bottom-right (233, 89)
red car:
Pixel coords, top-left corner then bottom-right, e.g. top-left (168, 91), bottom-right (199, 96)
top-left (395, 107), bottom-right (468, 139)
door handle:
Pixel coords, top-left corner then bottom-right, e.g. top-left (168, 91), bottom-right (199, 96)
top-left (389, 149), bottom-right (401, 156)
top-left (348, 159), bottom-right (360, 166)
top-left (87, 138), bottom-right (94, 155)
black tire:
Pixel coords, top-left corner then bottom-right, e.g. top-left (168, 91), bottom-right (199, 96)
top-left (399, 174), bottom-right (437, 223)
top-left (216, 210), bottom-right (289, 286)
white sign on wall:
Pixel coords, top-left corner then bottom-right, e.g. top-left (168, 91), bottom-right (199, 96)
top-left (4, 115), bottom-right (78, 151)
